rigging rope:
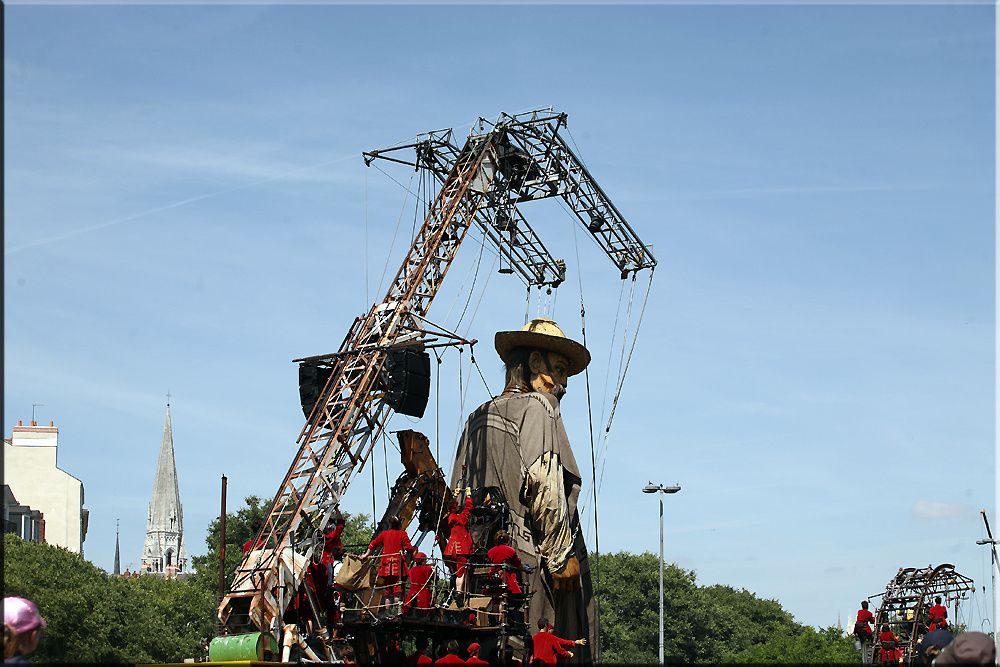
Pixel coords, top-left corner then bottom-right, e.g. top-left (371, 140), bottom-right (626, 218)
top-left (363, 167), bottom-right (369, 307)
top-left (371, 451), bottom-right (377, 530)
top-left (597, 269), bottom-right (655, 493)
top-left (455, 223), bottom-right (488, 330)
top-left (595, 274), bottom-right (638, 474)
top-left (434, 350), bottom-right (442, 462)
top-left (569, 217), bottom-right (602, 663)
top-left (605, 269), bottom-right (654, 435)
top-left (373, 166), bottom-right (416, 299)
top-left (383, 433), bottom-right (390, 497)
top-left (461, 251), bottom-right (499, 340)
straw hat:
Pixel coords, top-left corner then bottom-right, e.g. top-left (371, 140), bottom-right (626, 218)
top-left (495, 317), bottom-right (591, 377)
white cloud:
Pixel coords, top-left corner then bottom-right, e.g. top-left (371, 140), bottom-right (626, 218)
top-left (912, 500), bottom-right (970, 520)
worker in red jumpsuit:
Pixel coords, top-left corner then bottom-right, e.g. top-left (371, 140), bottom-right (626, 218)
top-left (928, 596), bottom-right (948, 631)
top-left (322, 513), bottom-right (347, 585)
top-left (443, 489), bottom-right (474, 594)
top-left (404, 551), bottom-right (434, 614)
top-left (409, 636), bottom-right (433, 666)
top-left (364, 515), bottom-right (415, 610)
top-left (435, 640), bottom-right (466, 665)
top-left (531, 618), bottom-right (586, 666)
top-left (466, 642), bottom-right (489, 666)
top-left (854, 600), bottom-right (875, 641)
top-left (877, 624), bottom-right (902, 665)
top-left (487, 530), bottom-right (523, 595)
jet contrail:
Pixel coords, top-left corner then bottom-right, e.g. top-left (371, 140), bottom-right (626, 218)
top-left (5, 152), bottom-right (358, 256)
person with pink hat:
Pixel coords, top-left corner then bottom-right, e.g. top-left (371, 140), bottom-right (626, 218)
top-left (3, 597), bottom-right (46, 664)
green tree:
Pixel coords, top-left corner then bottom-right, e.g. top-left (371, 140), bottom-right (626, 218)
top-left (594, 551), bottom-right (853, 664)
top-left (728, 625), bottom-right (859, 664)
top-left (3, 533), bottom-right (214, 663)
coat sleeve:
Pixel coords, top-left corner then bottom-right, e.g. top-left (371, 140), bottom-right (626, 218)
top-left (524, 451), bottom-right (575, 572)
top-left (553, 636), bottom-right (573, 657)
top-left (519, 395), bottom-right (578, 573)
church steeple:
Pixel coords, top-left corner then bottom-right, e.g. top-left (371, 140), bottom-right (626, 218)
top-left (140, 400), bottom-right (186, 576)
top-left (114, 519), bottom-right (121, 575)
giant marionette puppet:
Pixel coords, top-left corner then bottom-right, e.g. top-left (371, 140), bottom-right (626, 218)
top-left (451, 317), bottom-right (595, 662)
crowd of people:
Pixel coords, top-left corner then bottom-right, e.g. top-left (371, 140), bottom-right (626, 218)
top-left (243, 489), bottom-right (589, 664)
top-left (854, 598), bottom-right (996, 665)
top-left (370, 618), bottom-right (586, 666)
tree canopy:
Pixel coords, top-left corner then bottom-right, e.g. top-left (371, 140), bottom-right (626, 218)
top-left (3, 533), bottom-right (214, 663)
top-left (594, 551), bottom-right (855, 664)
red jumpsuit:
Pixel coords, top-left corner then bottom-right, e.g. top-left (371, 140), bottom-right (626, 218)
top-left (322, 522), bottom-right (345, 566)
top-left (444, 497), bottom-right (474, 576)
top-left (487, 543), bottom-right (523, 594)
top-left (368, 529), bottom-right (414, 594)
top-left (855, 608), bottom-right (874, 637)
top-left (466, 656), bottom-right (489, 666)
top-left (405, 563), bottom-right (434, 610)
top-left (434, 653), bottom-right (466, 665)
top-left (531, 631), bottom-right (575, 666)
top-left (410, 651), bottom-right (432, 666)
top-left (928, 603), bottom-right (947, 630)
top-left (877, 630), bottom-right (901, 663)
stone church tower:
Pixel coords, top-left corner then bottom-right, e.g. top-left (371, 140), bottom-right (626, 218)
top-left (141, 402), bottom-right (186, 576)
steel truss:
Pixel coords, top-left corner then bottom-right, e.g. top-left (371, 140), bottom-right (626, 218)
top-left (365, 109), bottom-right (657, 286)
top-left (217, 110), bottom-right (657, 654)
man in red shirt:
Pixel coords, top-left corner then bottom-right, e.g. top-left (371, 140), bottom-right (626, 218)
top-left (466, 642), bottom-right (489, 666)
top-left (323, 514), bottom-right (347, 586)
top-left (404, 551), bottom-right (434, 614)
top-left (409, 636), bottom-right (433, 666)
top-left (434, 640), bottom-right (466, 665)
top-left (877, 624), bottom-right (902, 664)
top-left (364, 516), bottom-right (415, 610)
top-left (444, 491), bottom-right (475, 594)
top-left (531, 618), bottom-right (585, 666)
top-left (854, 601), bottom-right (875, 641)
top-left (928, 596), bottom-right (948, 631)
top-left (487, 530), bottom-right (522, 595)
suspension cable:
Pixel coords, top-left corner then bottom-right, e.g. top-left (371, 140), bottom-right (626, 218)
top-left (598, 268), bottom-right (655, 492)
top-left (374, 167), bottom-right (416, 298)
top-left (434, 349), bottom-right (442, 462)
top-left (363, 167), bottom-right (369, 307)
top-left (568, 210), bottom-right (601, 650)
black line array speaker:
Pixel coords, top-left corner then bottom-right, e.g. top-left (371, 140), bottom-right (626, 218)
top-left (386, 348), bottom-right (431, 418)
top-left (298, 363), bottom-right (333, 420)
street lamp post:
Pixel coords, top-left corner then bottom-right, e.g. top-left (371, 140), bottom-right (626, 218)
top-left (643, 482), bottom-right (681, 665)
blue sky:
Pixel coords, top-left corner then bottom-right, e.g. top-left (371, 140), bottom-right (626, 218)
top-left (5, 3), bottom-right (995, 632)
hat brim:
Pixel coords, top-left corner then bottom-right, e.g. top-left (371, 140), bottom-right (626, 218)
top-left (495, 330), bottom-right (591, 377)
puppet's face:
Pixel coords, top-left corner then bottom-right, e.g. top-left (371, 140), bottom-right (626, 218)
top-left (529, 351), bottom-right (569, 399)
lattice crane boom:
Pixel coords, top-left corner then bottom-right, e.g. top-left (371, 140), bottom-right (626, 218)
top-left (218, 132), bottom-right (501, 632)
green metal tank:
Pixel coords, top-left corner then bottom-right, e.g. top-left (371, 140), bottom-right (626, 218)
top-left (208, 632), bottom-right (277, 662)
